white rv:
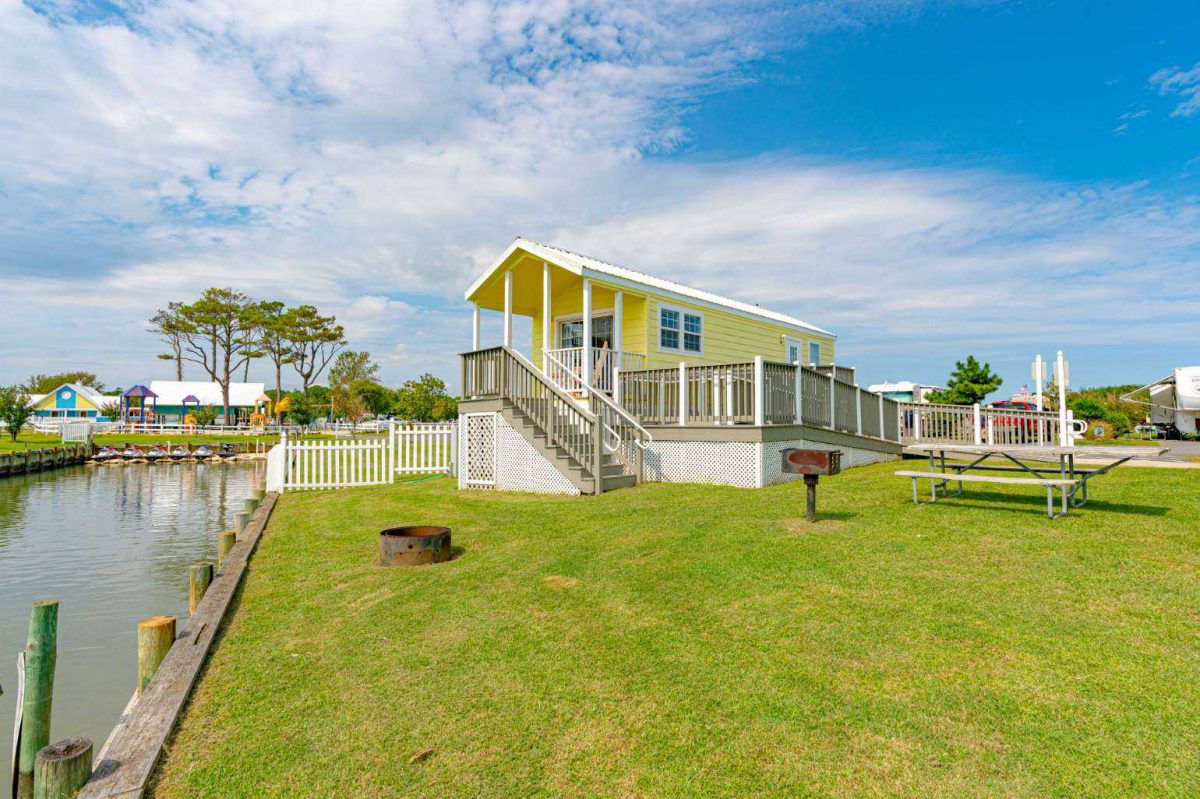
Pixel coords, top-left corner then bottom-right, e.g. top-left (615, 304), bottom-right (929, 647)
top-left (1122, 367), bottom-right (1200, 436)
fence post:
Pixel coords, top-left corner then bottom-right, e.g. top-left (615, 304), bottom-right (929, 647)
top-left (449, 421), bottom-right (459, 477)
top-left (828, 373), bottom-right (836, 430)
top-left (388, 420), bottom-right (396, 483)
top-left (793, 366), bottom-right (803, 425)
top-left (678, 363), bottom-right (687, 426)
top-left (913, 405), bottom-right (921, 441)
top-left (973, 403), bottom-right (982, 445)
top-left (279, 429), bottom-right (288, 492)
top-left (855, 386), bottom-right (862, 435)
top-left (878, 395), bottom-right (885, 440)
top-left (613, 365), bottom-right (622, 406)
top-left (753, 356), bottom-right (765, 426)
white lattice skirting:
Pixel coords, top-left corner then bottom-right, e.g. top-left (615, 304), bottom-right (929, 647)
top-left (459, 411), bottom-right (895, 493)
top-left (459, 412), bottom-right (580, 495)
top-left (645, 438), bottom-right (896, 489)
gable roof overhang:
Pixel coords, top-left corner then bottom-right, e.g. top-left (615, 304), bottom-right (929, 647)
top-left (465, 238), bottom-right (835, 338)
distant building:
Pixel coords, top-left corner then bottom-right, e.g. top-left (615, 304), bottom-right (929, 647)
top-left (867, 380), bottom-right (941, 403)
top-left (148, 381), bottom-right (266, 423)
top-left (30, 383), bottom-right (118, 419)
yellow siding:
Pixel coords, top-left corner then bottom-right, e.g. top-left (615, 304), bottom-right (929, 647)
top-left (531, 278), bottom-right (648, 369)
top-left (476, 251), bottom-right (834, 370)
top-left (641, 297), bottom-right (833, 369)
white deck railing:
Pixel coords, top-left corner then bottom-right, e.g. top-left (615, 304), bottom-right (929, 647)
top-left (897, 402), bottom-right (1084, 446)
top-left (544, 347), bottom-right (646, 395)
top-left (617, 357), bottom-right (901, 442)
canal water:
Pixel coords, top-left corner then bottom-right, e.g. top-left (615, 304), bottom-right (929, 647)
top-left (0, 460), bottom-right (264, 786)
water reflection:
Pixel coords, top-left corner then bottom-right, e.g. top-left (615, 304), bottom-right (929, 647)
top-left (0, 461), bottom-right (263, 786)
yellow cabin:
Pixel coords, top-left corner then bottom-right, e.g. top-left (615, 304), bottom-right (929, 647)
top-left (465, 238), bottom-right (835, 393)
top-left (459, 239), bottom-right (900, 495)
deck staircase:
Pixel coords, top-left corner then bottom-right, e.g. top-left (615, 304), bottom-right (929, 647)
top-left (461, 346), bottom-right (650, 495)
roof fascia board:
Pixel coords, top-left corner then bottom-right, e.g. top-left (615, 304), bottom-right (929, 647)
top-left (579, 267), bottom-right (836, 339)
top-left (463, 242), bottom-right (582, 301)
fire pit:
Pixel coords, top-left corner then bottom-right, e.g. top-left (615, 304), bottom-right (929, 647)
top-left (379, 525), bottom-right (452, 566)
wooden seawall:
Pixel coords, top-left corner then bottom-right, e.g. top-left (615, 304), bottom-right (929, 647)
top-left (0, 445), bottom-right (91, 478)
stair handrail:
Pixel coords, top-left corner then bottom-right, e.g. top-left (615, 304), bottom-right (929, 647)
top-left (506, 347), bottom-right (597, 422)
top-left (587, 378), bottom-right (653, 451)
top-left (542, 348), bottom-right (651, 452)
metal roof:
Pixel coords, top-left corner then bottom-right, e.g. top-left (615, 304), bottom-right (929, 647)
top-left (466, 238), bottom-right (835, 338)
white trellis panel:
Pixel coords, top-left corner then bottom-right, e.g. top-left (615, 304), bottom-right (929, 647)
top-left (462, 413), bottom-right (497, 488)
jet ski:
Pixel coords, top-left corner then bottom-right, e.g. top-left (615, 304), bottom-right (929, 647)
top-left (217, 443), bottom-right (237, 459)
top-left (93, 446), bottom-right (119, 462)
top-left (121, 445), bottom-right (143, 461)
top-left (145, 445), bottom-right (167, 462)
top-left (169, 446), bottom-right (190, 461)
top-left (194, 444), bottom-right (214, 459)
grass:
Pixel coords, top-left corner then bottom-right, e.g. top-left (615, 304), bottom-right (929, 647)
top-left (150, 464), bottom-right (1200, 798)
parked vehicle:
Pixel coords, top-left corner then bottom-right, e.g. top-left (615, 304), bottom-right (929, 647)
top-left (217, 443), bottom-right (236, 459)
top-left (988, 400), bottom-right (1039, 441)
top-left (145, 445), bottom-right (167, 462)
top-left (194, 444), bottom-right (214, 459)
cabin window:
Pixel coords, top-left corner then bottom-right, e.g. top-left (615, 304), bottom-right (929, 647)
top-left (809, 340), bottom-right (821, 366)
top-left (659, 305), bottom-right (702, 354)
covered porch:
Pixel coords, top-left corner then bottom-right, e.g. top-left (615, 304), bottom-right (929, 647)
top-left (467, 254), bottom-right (646, 395)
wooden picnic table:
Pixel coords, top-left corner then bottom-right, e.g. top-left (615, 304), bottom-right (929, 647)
top-left (899, 443), bottom-right (1168, 518)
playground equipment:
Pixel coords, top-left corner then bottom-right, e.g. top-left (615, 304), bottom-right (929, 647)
top-left (249, 393), bottom-right (273, 427)
top-left (121, 385), bottom-right (158, 428)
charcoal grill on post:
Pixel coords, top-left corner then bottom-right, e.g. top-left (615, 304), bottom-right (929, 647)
top-left (379, 526), bottom-right (452, 566)
top-left (781, 449), bottom-right (842, 522)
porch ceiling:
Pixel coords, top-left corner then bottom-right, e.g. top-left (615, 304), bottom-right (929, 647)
top-left (470, 252), bottom-right (603, 315)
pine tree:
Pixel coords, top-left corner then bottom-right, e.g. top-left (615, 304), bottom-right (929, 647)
top-left (927, 355), bottom-right (1003, 405)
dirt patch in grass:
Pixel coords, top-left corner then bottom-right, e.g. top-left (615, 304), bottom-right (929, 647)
top-left (544, 575), bottom-right (580, 589)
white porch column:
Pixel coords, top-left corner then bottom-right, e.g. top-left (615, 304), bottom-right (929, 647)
top-left (502, 271), bottom-right (513, 348)
top-left (613, 290), bottom-right (623, 355)
top-left (754, 355), bottom-right (765, 426)
top-left (582, 278), bottom-right (592, 389)
top-left (542, 262), bottom-right (552, 360)
top-left (678, 362), bottom-right (687, 426)
top-left (471, 303), bottom-right (480, 350)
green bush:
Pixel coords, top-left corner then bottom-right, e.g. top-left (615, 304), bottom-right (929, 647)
top-left (1069, 397), bottom-right (1106, 420)
top-left (1104, 410), bottom-right (1132, 435)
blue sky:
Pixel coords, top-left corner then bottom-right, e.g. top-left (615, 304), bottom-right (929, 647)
top-left (1, 0), bottom-right (1197, 397)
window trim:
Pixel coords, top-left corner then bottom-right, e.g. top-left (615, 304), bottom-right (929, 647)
top-left (657, 303), bottom-right (704, 356)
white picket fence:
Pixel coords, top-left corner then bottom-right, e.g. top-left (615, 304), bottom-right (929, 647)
top-left (279, 422), bottom-right (456, 491)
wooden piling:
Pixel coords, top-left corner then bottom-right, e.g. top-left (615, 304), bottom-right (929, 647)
top-left (17, 600), bottom-right (59, 799)
top-left (217, 530), bottom-right (236, 566)
top-left (233, 511), bottom-right (251, 534)
top-left (243, 497), bottom-right (258, 515)
top-left (136, 616), bottom-right (176, 696)
top-left (34, 737), bottom-right (93, 799)
top-left (251, 486), bottom-right (266, 503)
top-left (188, 562), bottom-right (214, 614)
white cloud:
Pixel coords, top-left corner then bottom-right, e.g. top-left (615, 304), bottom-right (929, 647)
top-left (1149, 61), bottom-right (1200, 117)
top-left (0, 0), bottom-right (1196, 393)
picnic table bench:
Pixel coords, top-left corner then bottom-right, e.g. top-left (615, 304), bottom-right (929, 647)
top-left (896, 443), bottom-right (1167, 518)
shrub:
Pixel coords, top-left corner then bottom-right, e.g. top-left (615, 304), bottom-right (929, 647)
top-left (1104, 410), bottom-right (1132, 435)
top-left (1069, 397), bottom-right (1106, 420)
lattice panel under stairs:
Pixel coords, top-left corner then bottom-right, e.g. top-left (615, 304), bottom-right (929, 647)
top-left (462, 413), bottom-right (496, 488)
top-left (494, 415), bottom-right (580, 495)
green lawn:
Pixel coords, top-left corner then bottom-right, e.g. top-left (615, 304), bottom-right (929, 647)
top-left (150, 464), bottom-right (1200, 798)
